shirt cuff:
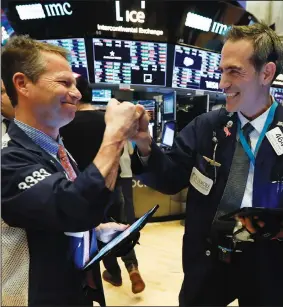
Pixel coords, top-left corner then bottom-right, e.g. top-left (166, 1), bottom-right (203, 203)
top-left (137, 150), bottom-right (150, 166)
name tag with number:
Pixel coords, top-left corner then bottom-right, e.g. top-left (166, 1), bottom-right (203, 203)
top-left (190, 167), bottom-right (213, 196)
top-left (266, 127), bottom-right (283, 156)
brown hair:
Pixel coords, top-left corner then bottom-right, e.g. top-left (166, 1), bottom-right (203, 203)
top-left (1, 35), bottom-right (70, 107)
top-left (224, 22), bottom-right (283, 82)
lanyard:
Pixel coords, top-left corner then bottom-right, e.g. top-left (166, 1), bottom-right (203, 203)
top-left (238, 101), bottom-right (278, 166)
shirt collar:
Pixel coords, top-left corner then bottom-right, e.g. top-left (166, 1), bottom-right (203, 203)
top-left (237, 101), bottom-right (274, 135)
top-left (14, 119), bottom-right (63, 156)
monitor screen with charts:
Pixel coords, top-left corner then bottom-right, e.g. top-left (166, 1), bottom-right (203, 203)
top-left (172, 45), bottom-right (222, 92)
top-left (93, 38), bottom-right (167, 86)
top-left (92, 89), bottom-right (111, 102)
top-left (41, 38), bottom-right (89, 81)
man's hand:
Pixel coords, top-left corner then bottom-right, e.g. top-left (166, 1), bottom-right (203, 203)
top-left (105, 99), bottom-right (141, 140)
top-left (238, 215), bottom-right (282, 241)
top-left (132, 104), bottom-right (152, 156)
top-left (95, 222), bottom-right (129, 243)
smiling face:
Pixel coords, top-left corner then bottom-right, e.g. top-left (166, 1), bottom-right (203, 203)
top-left (219, 39), bottom-right (264, 114)
top-left (23, 51), bottom-right (82, 129)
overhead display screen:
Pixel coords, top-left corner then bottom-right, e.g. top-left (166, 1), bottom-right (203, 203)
top-left (41, 38), bottom-right (89, 80)
top-left (270, 87), bottom-right (283, 104)
top-left (172, 45), bottom-right (222, 92)
top-left (93, 38), bottom-right (167, 86)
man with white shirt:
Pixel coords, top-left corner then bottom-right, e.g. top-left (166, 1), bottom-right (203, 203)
top-left (131, 23), bottom-right (283, 306)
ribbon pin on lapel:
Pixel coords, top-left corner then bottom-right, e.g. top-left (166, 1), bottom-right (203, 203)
top-left (224, 120), bottom-right (233, 137)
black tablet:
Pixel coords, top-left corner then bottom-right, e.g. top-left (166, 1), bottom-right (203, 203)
top-left (218, 207), bottom-right (283, 222)
top-left (84, 204), bottom-right (159, 269)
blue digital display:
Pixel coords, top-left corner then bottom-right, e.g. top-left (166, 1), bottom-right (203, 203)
top-left (270, 87), bottom-right (283, 104)
top-left (1, 9), bottom-right (15, 46)
top-left (92, 89), bottom-right (111, 102)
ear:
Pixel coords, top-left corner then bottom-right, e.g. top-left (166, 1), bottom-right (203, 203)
top-left (12, 72), bottom-right (31, 99)
top-left (260, 62), bottom-right (276, 86)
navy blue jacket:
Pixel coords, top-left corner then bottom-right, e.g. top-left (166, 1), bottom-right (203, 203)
top-left (2, 122), bottom-right (110, 306)
top-left (131, 104), bottom-right (283, 304)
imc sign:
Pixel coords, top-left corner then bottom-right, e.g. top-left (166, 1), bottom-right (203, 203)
top-left (16, 2), bottom-right (72, 19)
top-left (97, 0), bottom-right (164, 37)
top-left (185, 12), bottom-right (231, 36)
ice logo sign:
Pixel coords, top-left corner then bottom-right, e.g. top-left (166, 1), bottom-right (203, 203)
top-left (115, 0), bottom-right (146, 23)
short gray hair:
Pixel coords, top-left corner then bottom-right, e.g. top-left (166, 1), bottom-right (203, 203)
top-left (224, 22), bottom-right (283, 82)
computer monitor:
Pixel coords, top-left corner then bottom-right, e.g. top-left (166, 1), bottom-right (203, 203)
top-left (162, 92), bottom-right (176, 121)
top-left (270, 87), bottom-right (283, 104)
top-left (172, 45), bottom-right (222, 92)
top-left (93, 38), bottom-right (167, 86)
top-left (40, 38), bottom-right (89, 81)
top-left (161, 121), bottom-right (176, 148)
top-left (92, 89), bottom-right (111, 102)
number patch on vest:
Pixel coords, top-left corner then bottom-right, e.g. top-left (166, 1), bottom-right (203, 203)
top-left (18, 168), bottom-right (51, 190)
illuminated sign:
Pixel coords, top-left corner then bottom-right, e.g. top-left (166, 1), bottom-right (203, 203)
top-left (115, 0), bottom-right (145, 23)
top-left (185, 12), bottom-right (231, 36)
top-left (16, 2), bottom-right (72, 20)
top-left (97, 0), bottom-right (164, 37)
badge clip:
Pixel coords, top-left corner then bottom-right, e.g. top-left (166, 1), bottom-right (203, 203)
top-left (203, 156), bottom-right (221, 167)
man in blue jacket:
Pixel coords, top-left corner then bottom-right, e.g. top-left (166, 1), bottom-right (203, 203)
top-left (1, 36), bottom-right (145, 306)
top-left (131, 23), bottom-right (283, 306)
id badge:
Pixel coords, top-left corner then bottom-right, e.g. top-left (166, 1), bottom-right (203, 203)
top-left (189, 167), bottom-right (213, 196)
top-left (266, 127), bottom-right (283, 156)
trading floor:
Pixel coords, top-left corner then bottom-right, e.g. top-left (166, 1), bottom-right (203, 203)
top-left (101, 221), bottom-right (238, 306)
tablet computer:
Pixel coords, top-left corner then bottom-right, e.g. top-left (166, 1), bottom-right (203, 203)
top-left (218, 207), bottom-right (283, 222)
top-left (84, 204), bottom-right (159, 269)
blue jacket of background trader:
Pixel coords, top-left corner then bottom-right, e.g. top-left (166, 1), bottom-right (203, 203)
top-left (131, 103), bottom-right (283, 306)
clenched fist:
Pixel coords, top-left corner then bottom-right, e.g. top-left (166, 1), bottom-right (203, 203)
top-left (105, 99), bottom-right (143, 140)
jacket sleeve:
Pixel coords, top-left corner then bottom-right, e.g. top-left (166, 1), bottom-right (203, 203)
top-left (131, 117), bottom-right (199, 195)
top-left (1, 148), bottom-right (111, 232)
